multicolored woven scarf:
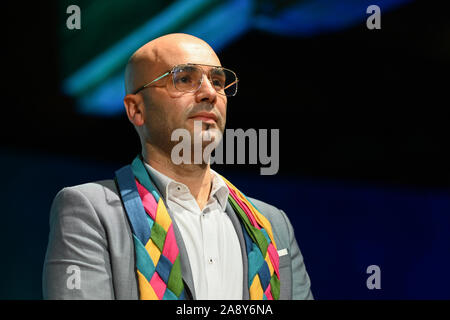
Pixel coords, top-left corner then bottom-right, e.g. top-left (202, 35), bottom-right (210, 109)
top-left (221, 175), bottom-right (280, 300)
top-left (115, 156), bottom-right (280, 300)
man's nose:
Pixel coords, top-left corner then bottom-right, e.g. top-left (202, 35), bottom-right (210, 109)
top-left (195, 74), bottom-right (217, 104)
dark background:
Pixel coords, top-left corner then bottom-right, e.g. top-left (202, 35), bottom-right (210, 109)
top-left (1, 0), bottom-right (450, 299)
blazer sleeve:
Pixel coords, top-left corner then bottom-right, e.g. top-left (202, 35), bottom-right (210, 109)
top-left (280, 209), bottom-right (314, 300)
top-left (42, 187), bottom-right (115, 299)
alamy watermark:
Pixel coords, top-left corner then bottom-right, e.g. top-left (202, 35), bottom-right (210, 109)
top-left (66, 5), bottom-right (81, 30)
top-left (171, 121), bottom-right (279, 175)
top-left (366, 264), bottom-right (381, 290)
top-left (366, 5), bottom-right (381, 30)
top-left (66, 265), bottom-right (81, 290)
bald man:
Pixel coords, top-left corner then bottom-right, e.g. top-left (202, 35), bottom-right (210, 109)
top-left (43, 34), bottom-right (313, 300)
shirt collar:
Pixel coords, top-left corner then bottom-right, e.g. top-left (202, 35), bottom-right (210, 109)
top-left (209, 168), bottom-right (230, 210)
top-left (142, 162), bottom-right (230, 211)
top-left (143, 161), bottom-right (172, 201)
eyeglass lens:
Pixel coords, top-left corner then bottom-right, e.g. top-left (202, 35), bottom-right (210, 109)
top-left (172, 65), bottom-right (237, 96)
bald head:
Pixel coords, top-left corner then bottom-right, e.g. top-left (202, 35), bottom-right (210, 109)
top-left (124, 33), bottom-right (221, 95)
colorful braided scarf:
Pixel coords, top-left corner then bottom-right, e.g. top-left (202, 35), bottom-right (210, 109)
top-left (115, 156), bottom-right (280, 300)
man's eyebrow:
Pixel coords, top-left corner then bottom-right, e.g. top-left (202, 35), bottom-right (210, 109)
top-left (210, 67), bottom-right (225, 76)
top-left (178, 65), bottom-right (197, 72)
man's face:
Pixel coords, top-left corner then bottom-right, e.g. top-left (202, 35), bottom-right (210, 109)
top-left (139, 41), bottom-right (227, 153)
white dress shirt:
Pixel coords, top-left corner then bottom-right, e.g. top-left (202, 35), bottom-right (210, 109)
top-left (144, 162), bottom-right (243, 300)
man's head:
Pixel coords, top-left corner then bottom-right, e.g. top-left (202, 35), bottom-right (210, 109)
top-left (123, 33), bottom-right (228, 161)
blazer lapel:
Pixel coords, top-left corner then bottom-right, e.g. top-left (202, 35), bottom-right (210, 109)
top-left (165, 209), bottom-right (197, 300)
top-left (225, 202), bottom-right (250, 300)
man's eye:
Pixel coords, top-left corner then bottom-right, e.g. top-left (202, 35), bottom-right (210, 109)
top-left (177, 75), bottom-right (192, 83)
top-left (212, 78), bottom-right (225, 88)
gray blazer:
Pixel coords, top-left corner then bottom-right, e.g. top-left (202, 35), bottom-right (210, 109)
top-left (43, 179), bottom-right (313, 300)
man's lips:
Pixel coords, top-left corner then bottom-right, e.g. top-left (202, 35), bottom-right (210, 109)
top-left (189, 112), bottom-right (218, 123)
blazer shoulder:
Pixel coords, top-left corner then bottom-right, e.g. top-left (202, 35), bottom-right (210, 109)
top-left (247, 197), bottom-right (285, 223)
top-left (246, 197), bottom-right (292, 244)
top-left (58, 179), bottom-right (121, 205)
top-left (50, 179), bottom-right (123, 227)
top-left (49, 179), bottom-right (130, 243)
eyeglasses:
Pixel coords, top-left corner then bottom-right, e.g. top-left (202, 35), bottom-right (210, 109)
top-left (133, 63), bottom-right (239, 96)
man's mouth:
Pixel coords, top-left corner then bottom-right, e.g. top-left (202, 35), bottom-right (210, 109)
top-left (189, 112), bottom-right (218, 124)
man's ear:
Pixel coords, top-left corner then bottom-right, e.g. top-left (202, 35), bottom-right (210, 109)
top-left (123, 94), bottom-right (145, 126)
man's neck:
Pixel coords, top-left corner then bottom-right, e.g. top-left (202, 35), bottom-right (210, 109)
top-left (142, 145), bottom-right (212, 210)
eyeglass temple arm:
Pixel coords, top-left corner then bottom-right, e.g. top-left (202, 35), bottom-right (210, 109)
top-left (224, 79), bottom-right (239, 90)
top-left (133, 71), bottom-right (170, 94)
